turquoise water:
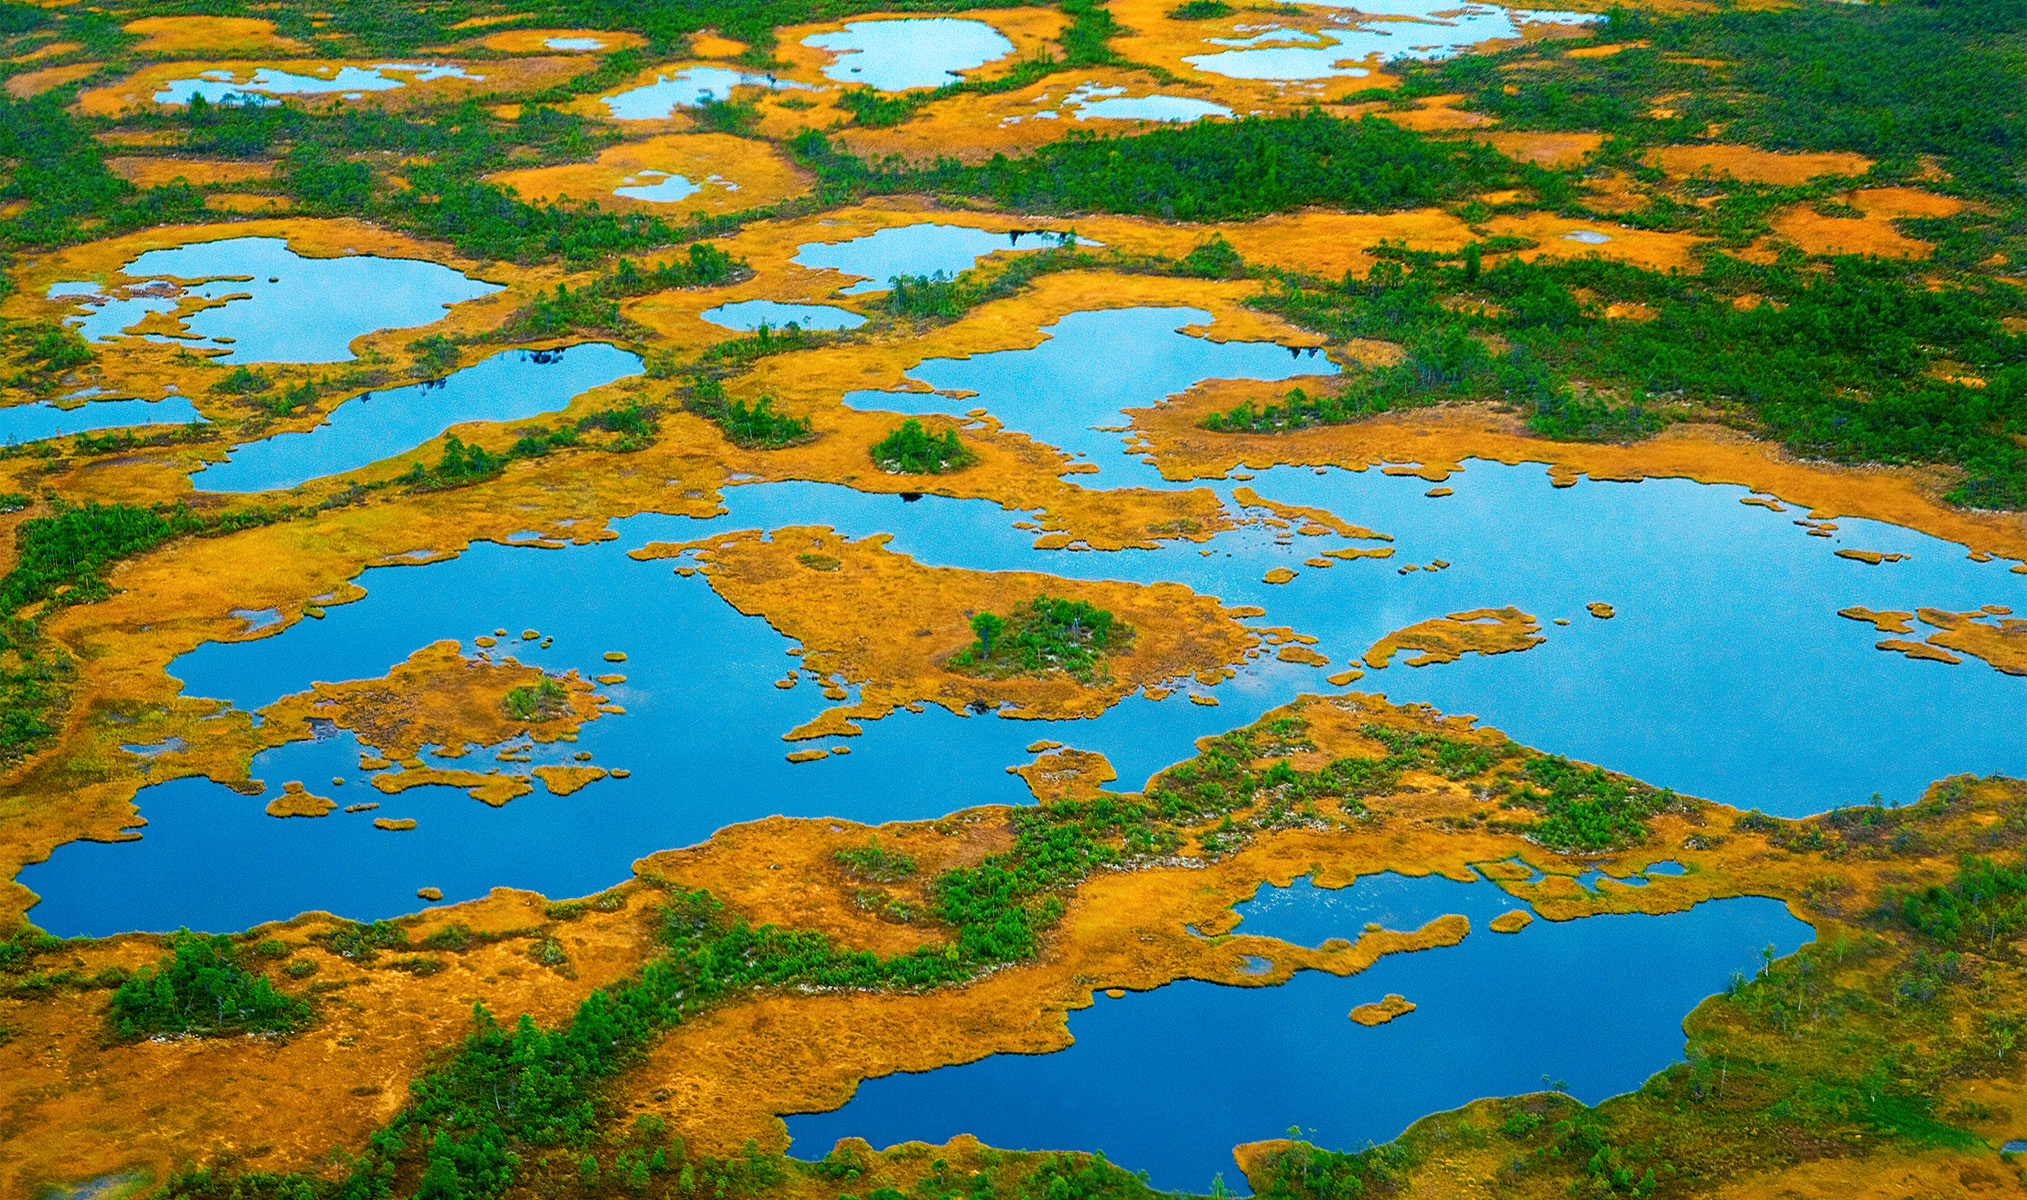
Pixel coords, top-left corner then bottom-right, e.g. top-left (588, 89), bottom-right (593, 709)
top-left (0, 394), bottom-right (204, 443)
top-left (784, 873), bottom-right (1811, 1192)
top-left (794, 224), bottom-right (1081, 294)
top-left (701, 300), bottom-right (867, 331)
top-left (54, 237), bottom-right (502, 362)
top-left (187, 344), bottom-right (641, 493)
top-left (802, 18), bottom-right (1015, 91)
top-left (841, 306), bottom-right (1334, 480)
top-left (601, 68), bottom-right (812, 119)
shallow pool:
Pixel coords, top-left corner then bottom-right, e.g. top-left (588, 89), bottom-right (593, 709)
top-left (188, 343), bottom-right (642, 493)
top-left (613, 172), bottom-right (702, 203)
top-left (803, 18), bottom-right (1016, 91)
top-left (153, 63), bottom-right (482, 105)
top-left (699, 299), bottom-right (868, 331)
top-left (793, 223), bottom-right (1081, 294)
top-left (54, 237), bottom-right (502, 363)
top-left (784, 873), bottom-right (1811, 1191)
top-left (0, 394), bottom-right (205, 443)
top-left (602, 67), bottom-right (810, 119)
top-left (1186, 3), bottom-right (1595, 79)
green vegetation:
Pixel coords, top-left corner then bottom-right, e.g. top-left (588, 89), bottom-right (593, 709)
top-left (1167, 0), bottom-right (1232, 17)
top-left (835, 838), bottom-right (917, 882)
top-left (502, 677), bottom-right (570, 721)
top-left (107, 930), bottom-right (311, 1039)
top-left (402, 403), bottom-right (658, 489)
top-left (685, 378), bottom-right (814, 448)
top-left (1498, 755), bottom-right (1684, 854)
top-left (948, 595), bottom-right (1129, 680)
top-left (796, 111), bottom-right (1548, 221)
top-left (871, 419), bottom-right (976, 474)
top-left (505, 244), bottom-right (741, 337)
top-left (1892, 854), bottom-right (2027, 950)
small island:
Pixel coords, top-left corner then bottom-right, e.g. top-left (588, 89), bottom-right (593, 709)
top-left (948, 595), bottom-right (1133, 681)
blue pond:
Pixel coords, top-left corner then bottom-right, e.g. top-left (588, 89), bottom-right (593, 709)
top-left (794, 224), bottom-right (1078, 294)
top-left (1186, 3), bottom-right (1594, 80)
top-left (602, 68), bottom-right (811, 119)
top-left (784, 873), bottom-right (1812, 1192)
top-left (843, 306), bottom-right (1333, 480)
top-left (0, 394), bottom-right (205, 443)
top-left (700, 299), bottom-right (868, 332)
top-left (803, 18), bottom-right (1015, 91)
top-left (614, 172), bottom-right (701, 203)
top-left (54, 237), bottom-right (501, 362)
top-left (188, 343), bottom-right (642, 493)
top-left (152, 63), bottom-right (483, 105)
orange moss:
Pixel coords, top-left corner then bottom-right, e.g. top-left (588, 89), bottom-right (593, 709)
top-left (1348, 992), bottom-right (1417, 1025)
top-left (485, 133), bottom-right (811, 215)
top-left (631, 525), bottom-right (1262, 735)
top-left (123, 16), bottom-right (308, 56)
top-left (4, 62), bottom-right (98, 98)
top-left (1363, 606), bottom-right (1545, 669)
top-left (1648, 143), bottom-right (1873, 184)
top-left (106, 156), bottom-right (275, 187)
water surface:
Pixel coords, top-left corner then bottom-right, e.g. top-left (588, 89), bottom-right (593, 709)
top-left (188, 343), bottom-right (642, 493)
top-left (793, 223), bottom-right (1076, 294)
top-left (0, 394), bottom-right (205, 443)
top-left (803, 19), bottom-right (1015, 90)
top-left (1186, 3), bottom-right (1594, 79)
top-left (700, 300), bottom-right (867, 331)
top-left (602, 68), bottom-right (810, 119)
top-left (785, 873), bottom-right (1811, 1191)
top-left (55, 237), bottom-right (502, 362)
top-left (154, 63), bottom-right (482, 105)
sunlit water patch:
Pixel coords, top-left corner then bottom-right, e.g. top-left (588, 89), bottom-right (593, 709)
top-left (153, 62), bottom-right (482, 105)
top-left (843, 306), bottom-right (1332, 481)
top-left (1186, 3), bottom-right (1595, 79)
top-left (188, 343), bottom-right (642, 493)
top-left (0, 394), bottom-right (205, 443)
top-left (613, 171), bottom-right (702, 202)
top-left (785, 873), bottom-right (1811, 1191)
top-left (700, 299), bottom-right (868, 331)
top-left (1003, 82), bottom-right (1234, 124)
top-left (793, 223), bottom-right (1083, 294)
top-left (601, 67), bottom-right (811, 119)
top-left (803, 18), bottom-right (1015, 90)
top-left (53, 236), bottom-right (502, 362)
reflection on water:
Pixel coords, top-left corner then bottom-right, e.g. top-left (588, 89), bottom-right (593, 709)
top-left (189, 343), bottom-right (642, 493)
top-left (786, 874), bottom-right (1811, 1191)
top-left (153, 63), bottom-right (482, 105)
top-left (700, 299), bottom-right (868, 331)
top-left (53, 236), bottom-right (501, 363)
top-left (803, 18), bottom-right (1016, 91)
top-left (601, 67), bottom-right (811, 119)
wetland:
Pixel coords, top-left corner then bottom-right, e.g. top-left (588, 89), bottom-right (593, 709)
top-left (2, 1), bottom-right (2025, 1198)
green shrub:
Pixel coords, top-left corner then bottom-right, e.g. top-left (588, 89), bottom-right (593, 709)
top-left (835, 838), bottom-right (917, 882)
top-left (871, 419), bottom-right (976, 474)
top-left (948, 595), bottom-right (1130, 680)
top-left (107, 930), bottom-right (310, 1039)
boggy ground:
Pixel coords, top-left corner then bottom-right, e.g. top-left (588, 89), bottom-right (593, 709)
top-left (629, 524), bottom-right (1263, 738)
top-left (11, 689), bottom-right (2026, 1198)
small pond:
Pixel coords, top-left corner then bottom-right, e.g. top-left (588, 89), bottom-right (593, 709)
top-left (803, 18), bottom-right (1016, 91)
top-left (784, 873), bottom-right (1812, 1192)
top-left (0, 394), bottom-right (205, 443)
top-left (793, 223), bottom-right (1081, 294)
top-left (1187, 3), bottom-right (1595, 79)
top-left (188, 342), bottom-right (643, 493)
top-left (699, 299), bottom-right (867, 331)
top-left (602, 67), bottom-right (811, 119)
top-left (613, 171), bottom-right (702, 203)
top-left (153, 63), bottom-right (482, 105)
top-left (54, 236), bottom-right (502, 363)
top-left (1002, 83), bottom-right (1232, 123)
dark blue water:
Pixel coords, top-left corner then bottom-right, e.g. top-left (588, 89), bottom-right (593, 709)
top-left (57, 237), bottom-right (502, 362)
top-left (188, 344), bottom-right (642, 493)
top-left (784, 874), bottom-right (1811, 1192)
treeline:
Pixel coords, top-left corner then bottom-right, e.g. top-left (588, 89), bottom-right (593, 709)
top-left (795, 111), bottom-right (1551, 220)
top-left (107, 931), bottom-right (310, 1039)
top-left (0, 91), bottom-right (205, 246)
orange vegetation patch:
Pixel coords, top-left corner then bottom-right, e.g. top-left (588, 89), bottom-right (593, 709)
top-left (486, 133), bottom-right (811, 215)
top-left (691, 34), bottom-right (748, 59)
top-left (1566, 39), bottom-right (1647, 57)
top-left (1330, 93), bottom-right (1495, 132)
top-left (106, 156), bottom-right (274, 186)
top-left (4, 62), bottom-right (97, 98)
top-left (1466, 129), bottom-right (1603, 167)
top-left (123, 16), bottom-right (307, 56)
top-left (1768, 187), bottom-right (1966, 259)
top-left (476, 28), bottom-right (646, 53)
top-left (1362, 606), bottom-right (1545, 669)
top-left (630, 525), bottom-right (1263, 737)
top-left (1486, 209), bottom-right (1708, 271)
top-left (0, 886), bottom-right (659, 1197)
top-left (1848, 606), bottom-right (2027, 677)
top-left (1349, 993), bottom-right (1417, 1025)
top-left (1648, 143), bottom-right (1873, 185)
